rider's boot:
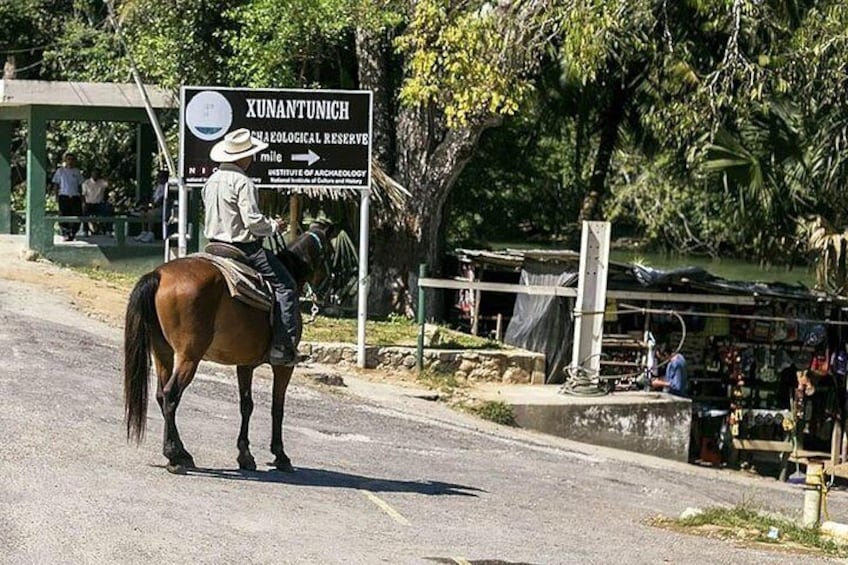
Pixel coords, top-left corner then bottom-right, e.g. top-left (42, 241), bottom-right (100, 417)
top-left (268, 303), bottom-right (298, 366)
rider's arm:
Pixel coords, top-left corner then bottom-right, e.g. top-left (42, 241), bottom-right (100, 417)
top-left (236, 178), bottom-right (277, 237)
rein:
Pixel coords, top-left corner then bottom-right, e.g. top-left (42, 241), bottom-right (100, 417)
top-left (299, 228), bottom-right (334, 323)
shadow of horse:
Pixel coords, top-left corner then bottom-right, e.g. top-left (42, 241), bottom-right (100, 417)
top-left (170, 465), bottom-right (485, 497)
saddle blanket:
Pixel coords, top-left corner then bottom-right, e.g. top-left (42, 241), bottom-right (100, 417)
top-left (192, 252), bottom-right (274, 314)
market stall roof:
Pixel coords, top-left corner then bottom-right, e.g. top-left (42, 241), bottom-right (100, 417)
top-left (453, 247), bottom-right (842, 304)
top-left (0, 79), bottom-right (176, 110)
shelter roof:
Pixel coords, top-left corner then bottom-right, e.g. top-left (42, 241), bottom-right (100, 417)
top-left (454, 247), bottom-right (841, 304)
top-left (0, 79), bottom-right (176, 109)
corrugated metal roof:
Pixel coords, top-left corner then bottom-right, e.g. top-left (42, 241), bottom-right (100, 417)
top-left (453, 247), bottom-right (841, 302)
top-left (0, 79), bottom-right (176, 109)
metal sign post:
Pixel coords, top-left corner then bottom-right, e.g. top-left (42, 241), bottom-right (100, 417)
top-left (178, 86), bottom-right (373, 367)
top-left (570, 221), bottom-right (611, 378)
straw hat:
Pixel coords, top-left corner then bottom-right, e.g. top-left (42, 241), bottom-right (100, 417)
top-left (303, 209), bottom-right (333, 226)
top-left (209, 128), bottom-right (269, 163)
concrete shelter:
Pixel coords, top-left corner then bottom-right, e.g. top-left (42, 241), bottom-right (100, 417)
top-left (0, 79), bottom-right (177, 256)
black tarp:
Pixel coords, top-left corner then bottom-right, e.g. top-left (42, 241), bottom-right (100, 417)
top-left (504, 263), bottom-right (577, 384)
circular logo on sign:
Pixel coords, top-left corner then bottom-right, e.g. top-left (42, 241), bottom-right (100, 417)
top-left (185, 91), bottom-right (233, 141)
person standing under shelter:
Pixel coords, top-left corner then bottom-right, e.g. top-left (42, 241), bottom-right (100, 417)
top-left (202, 128), bottom-right (299, 366)
top-left (132, 170), bottom-right (167, 243)
top-left (651, 344), bottom-right (688, 397)
top-left (81, 167), bottom-right (110, 236)
top-left (50, 152), bottom-right (84, 241)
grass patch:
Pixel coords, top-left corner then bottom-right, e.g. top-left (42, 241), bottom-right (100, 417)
top-left (69, 265), bottom-right (137, 289)
top-left (416, 368), bottom-right (465, 395)
top-left (467, 400), bottom-right (517, 426)
top-left (67, 266), bottom-right (499, 350)
top-left (651, 504), bottom-right (847, 557)
top-left (302, 314), bottom-right (500, 349)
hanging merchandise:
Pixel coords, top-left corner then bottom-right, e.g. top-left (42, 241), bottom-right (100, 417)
top-left (759, 349), bottom-right (777, 383)
top-left (803, 324), bottom-right (828, 347)
top-left (725, 346), bottom-right (744, 438)
top-left (809, 349), bottom-right (830, 378)
top-left (831, 346), bottom-right (848, 377)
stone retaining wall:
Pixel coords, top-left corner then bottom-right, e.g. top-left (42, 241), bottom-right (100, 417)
top-left (301, 342), bottom-right (546, 384)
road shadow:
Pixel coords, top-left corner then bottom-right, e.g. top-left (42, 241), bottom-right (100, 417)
top-left (180, 465), bottom-right (485, 497)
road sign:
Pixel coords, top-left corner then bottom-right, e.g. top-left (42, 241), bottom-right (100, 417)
top-left (179, 86), bottom-right (372, 190)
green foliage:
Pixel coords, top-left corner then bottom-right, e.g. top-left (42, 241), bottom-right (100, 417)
top-left (448, 110), bottom-right (585, 245)
top-left (656, 504), bottom-right (847, 557)
top-left (224, 0), bottom-right (354, 88)
top-left (7, 0), bottom-right (848, 275)
top-left (467, 400), bottom-right (516, 426)
top-left (396, 1), bottom-right (544, 126)
top-left (116, 0), bottom-right (237, 87)
top-left (301, 315), bottom-right (498, 348)
top-left (417, 368), bottom-right (463, 395)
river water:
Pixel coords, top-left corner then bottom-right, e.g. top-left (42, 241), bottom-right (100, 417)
top-left (489, 242), bottom-right (816, 287)
top-left (610, 250), bottom-right (816, 287)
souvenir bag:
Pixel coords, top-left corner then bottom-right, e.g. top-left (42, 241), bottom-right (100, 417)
top-left (809, 349), bottom-right (830, 377)
top-left (831, 348), bottom-right (848, 377)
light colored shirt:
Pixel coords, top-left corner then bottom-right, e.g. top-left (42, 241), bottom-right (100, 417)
top-left (202, 163), bottom-right (275, 243)
top-left (52, 167), bottom-right (84, 197)
top-left (82, 178), bottom-right (108, 203)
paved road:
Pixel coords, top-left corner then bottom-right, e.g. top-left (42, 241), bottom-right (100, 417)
top-left (1, 277), bottom-right (846, 565)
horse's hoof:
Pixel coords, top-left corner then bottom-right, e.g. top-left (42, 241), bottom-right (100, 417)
top-left (238, 455), bottom-right (257, 471)
top-left (273, 459), bottom-right (295, 473)
top-left (166, 463), bottom-right (189, 475)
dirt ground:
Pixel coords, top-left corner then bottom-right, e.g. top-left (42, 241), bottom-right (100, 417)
top-left (0, 236), bottom-right (428, 390)
top-left (0, 237), bottom-right (129, 328)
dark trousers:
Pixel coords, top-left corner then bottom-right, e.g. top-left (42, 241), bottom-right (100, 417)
top-left (84, 202), bottom-right (112, 235)
top-left (57, 195), bottom-right (83, 237)
top-left (228, 241), bottom-right (299, 355)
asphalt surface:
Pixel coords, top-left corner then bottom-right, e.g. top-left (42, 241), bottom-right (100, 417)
top-left (2, 277), bottom-right (848, 564)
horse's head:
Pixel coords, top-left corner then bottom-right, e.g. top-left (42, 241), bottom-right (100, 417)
top-left (277, 223), bottom-right (336, 300)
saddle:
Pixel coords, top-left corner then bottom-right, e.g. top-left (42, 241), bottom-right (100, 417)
top-left (193, 242), bottom-right (273, 314)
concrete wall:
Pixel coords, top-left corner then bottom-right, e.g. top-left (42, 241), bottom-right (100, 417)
top-left (511, 393), bottom-right (692, 461)
top-left (301, 342), bottom-right (546, 384)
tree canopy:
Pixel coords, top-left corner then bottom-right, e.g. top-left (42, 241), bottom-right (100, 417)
top-left (4, 0), bottom-right (848, 304)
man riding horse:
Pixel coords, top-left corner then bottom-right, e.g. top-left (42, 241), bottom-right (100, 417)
top-left (203, 128), bottom-right (299, 366)
top-left (123, 128), bottom-right (334, 473)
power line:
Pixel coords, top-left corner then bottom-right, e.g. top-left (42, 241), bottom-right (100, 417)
top-left (0, 44), bottom-right (53, 55)
top-left (13, 59), bottom-right (45, 74)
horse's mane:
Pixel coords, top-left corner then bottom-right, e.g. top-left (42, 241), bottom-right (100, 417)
top-left (275, 228), bottom-right (321, 285)
top-left (276, 248), bottom-right (309, 285)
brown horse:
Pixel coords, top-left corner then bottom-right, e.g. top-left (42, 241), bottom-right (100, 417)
top-left (123, 225), bottom-right (334, 474)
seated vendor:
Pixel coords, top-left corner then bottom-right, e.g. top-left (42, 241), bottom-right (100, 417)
top-left (651, 344), bottom-right (688, 397)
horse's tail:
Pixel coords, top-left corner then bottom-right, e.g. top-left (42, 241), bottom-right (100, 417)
top-left (124, 270), bottom-right (161, 443)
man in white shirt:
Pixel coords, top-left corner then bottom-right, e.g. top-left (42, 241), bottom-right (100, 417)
top-left (202, 128), bottom-right (298, 366)
top-left (81, 168), bottom-right (110, 236)
top-left (51, 152), bottom-right (84, 241)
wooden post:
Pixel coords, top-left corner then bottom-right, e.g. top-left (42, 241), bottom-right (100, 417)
top-left (0, 120), bottom-right (11, 233)
top-left (188, 186), bottom-right (200, 253)
top-left (26, 106), bottom-right (50, 252)
top-left (495, 313), bottom-right (503, 342)
top-left (471, 288), bottom-right (481, 336)
top-left (289, 193), bottom-right (302, 238)
top-left (136, 123), bottom-right (154, 202)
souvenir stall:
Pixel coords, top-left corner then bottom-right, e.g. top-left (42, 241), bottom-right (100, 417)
top-left (599, 266), bottom-right (848, 478)
top-left (448, 249), bottom-right (848, 477)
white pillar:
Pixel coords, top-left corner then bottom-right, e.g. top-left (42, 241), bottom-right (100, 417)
top-left (357, 188), bottom-right (371, 367)
top-left (570, 221), bottom-right (611, 376)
